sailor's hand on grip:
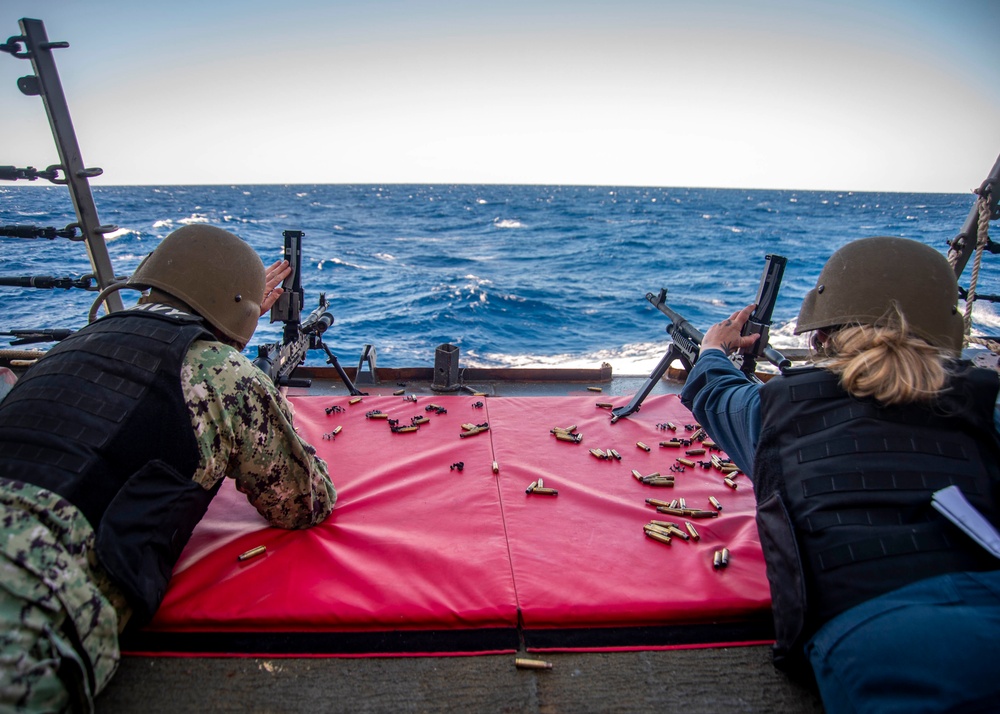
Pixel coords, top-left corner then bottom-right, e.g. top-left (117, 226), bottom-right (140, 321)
top-left (261, 260), bottom-right (291, 315)
top-left (702, 304), bottom-right (760, 356)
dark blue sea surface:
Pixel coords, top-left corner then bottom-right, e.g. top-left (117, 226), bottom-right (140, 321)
top-left (2, 184), bottom-right (996, 373)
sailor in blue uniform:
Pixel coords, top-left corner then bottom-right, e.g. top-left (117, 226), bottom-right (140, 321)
top-left (681, 236), bottom-right (1000, 713)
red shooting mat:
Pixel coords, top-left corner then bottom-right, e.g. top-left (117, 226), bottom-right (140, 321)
top-left (131, 394), bottom-right (520, 655)
top-left (487, 395), bottom-right (773, 651)
top-left (126, 394), bottom-right (773, 656)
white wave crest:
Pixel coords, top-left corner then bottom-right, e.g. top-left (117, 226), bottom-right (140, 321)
top-left (971, 300), bottom-right (1000, 330)
top-left (152, 219), bottom-right (173, 229)
top-left (103, 227), bottom-right (137, 242)
top-left (178, 214), bottom-right (210, 225)
top-left (464, 341), bottom-right (678, 375)
top-left (318, 257), bottom-right (365, 270)
top-left (493, 218), bottom-right (523, 229)
top-left (768, 320), bottom-right (810, 350)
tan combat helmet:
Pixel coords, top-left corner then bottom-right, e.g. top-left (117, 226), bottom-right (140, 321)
top-left (127, 225), bottom-right (265, 348)
top-left (795, 236), bottom-right (964, 353)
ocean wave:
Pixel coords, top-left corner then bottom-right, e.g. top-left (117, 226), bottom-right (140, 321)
top-left (317, 257), bottom-right (366, 271)
top-left (493, 218), bottom-right (524, 229)
top-left (462, 341), bottom-right (682, 375)
top-left (102, 227), bottom-right (139, 242)
top-left (972, 301), bottom-right (1000, 330)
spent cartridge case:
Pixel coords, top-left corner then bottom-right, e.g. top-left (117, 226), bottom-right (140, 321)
top-left (644, 529), bottom-right (672, 546)
top-left (237, 545), bottom-right (266, 562)
top-left (554, 431), bottom-right (582, 443)
top-left (665, 524), bottom-right (689, 540)
top-left (515, 658), bottom-right (553, 670)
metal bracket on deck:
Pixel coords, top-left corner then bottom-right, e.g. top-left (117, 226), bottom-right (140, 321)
top-left (355, 344), bottom-right (379, 385)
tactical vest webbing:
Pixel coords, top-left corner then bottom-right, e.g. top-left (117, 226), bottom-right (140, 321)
top-left (753, 365), bottom-right (1000, 671)
top-left (0, 309), bottom-right (221, 623)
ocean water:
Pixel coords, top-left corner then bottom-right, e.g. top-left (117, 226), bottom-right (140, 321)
top-left (2, 184), bottom-right (997, 374)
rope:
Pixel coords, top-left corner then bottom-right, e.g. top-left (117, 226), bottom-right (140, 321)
top-left (960, 196), bottom-right (992, 347)
top-left (968, 335), bottom-right (1000, 353)
top-left (0, 348), bottom-right (45, 362)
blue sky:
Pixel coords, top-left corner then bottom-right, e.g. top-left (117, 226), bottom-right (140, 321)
top-left (3, 0), bottom-right (999, 191)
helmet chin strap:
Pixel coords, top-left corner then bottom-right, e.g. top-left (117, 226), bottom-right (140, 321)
top-left (88, 280), bottom-right (136, 323)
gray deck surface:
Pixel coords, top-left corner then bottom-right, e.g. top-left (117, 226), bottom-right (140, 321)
top-left (98, 645), bottom-right (824, 713)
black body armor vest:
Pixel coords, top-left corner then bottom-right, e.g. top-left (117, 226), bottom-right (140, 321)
top-left (753, 365), bottom-right (1000, 671)
top-left (0, 308), bottom-right (221, 623)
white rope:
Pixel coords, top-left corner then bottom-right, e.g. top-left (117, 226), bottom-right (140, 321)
top-left (961, 196), bottom-right (996, 352)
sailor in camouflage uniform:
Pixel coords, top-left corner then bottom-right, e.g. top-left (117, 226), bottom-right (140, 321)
top-left (0, 225), bottom-right (336, 712)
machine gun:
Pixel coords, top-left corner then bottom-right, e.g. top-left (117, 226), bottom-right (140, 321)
top-left (611, 254), bottom-right (790, 422)
top-left (252, 230), bottom-right (364, 394)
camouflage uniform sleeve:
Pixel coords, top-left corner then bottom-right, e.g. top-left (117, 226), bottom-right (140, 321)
top-left (181, 341), bottom-right (336, 528)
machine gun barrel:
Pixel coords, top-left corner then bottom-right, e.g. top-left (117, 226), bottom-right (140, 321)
top-left (301, 296), bottom-right (333, 336)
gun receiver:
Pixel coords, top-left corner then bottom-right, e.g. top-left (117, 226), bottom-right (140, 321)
top-left (611, 254), bottom-right (789, 423)
top-left (252, 230), bottom-right (363, 394)
top-left (733, 254), bottom-right (790, 378)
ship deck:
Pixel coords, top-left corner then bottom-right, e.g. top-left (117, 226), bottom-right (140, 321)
top-left (96, 364), bottom-right (823, 713)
